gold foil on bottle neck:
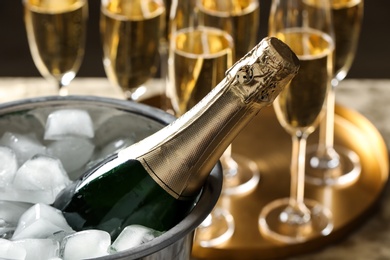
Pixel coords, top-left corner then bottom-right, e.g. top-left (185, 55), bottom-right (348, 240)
top-left (134, 37), bottom-right (299, 200)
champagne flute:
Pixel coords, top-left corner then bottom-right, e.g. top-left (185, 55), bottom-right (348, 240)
top-left (100, 0), bottom-right (165, 101)
top-left (259, 0), bottom-right (334, 243)
top-left (197, 0), bottom-right (261, 196)
top-left (306, 0), bottom-right (364, 187)
top-left (23, 0), bottom-right (88, 96)
top-left (168, 0), bottom-right (236, 247)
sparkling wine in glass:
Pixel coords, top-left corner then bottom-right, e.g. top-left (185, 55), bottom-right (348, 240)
top-left (169, 28), bottom-right (234, 114)
top-left (23, 0), bottom-right (88, 96)
top-left (259, 0), bottom-right (334, 243)
top-left (198, 0), bottom-right (260, 61)
top-left (196, 0), bottom-right (261, 196)
top-left (306, 0), bottom-right (364, 187)
top-left (100, 0), bottom-right (165, 101)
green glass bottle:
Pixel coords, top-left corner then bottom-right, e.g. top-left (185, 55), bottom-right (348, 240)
top-left (53, 37), bottom-right (299, 239)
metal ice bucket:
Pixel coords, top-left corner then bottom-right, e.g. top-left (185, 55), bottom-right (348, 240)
top-left (0, 96), bottom-right (222, 260)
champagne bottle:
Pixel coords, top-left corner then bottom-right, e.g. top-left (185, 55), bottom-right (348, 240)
top-left (53, 37), bottom-right (299, 239)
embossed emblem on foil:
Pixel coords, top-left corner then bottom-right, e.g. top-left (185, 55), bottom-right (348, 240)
top-left (227, 38), bottom-right (299, 106)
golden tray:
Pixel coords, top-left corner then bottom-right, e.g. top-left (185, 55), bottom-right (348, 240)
top-left (190, 104), bottom-right (389, 259)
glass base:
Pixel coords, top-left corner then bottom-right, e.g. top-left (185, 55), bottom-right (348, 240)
top-left (259, 198), bottom-right (333, 244)
top-left (306, 145), bottom-right (361, 187)
top-left (194, 208), bottom-right (235, 248)
top-left (221, 154), bottom-right (260, 196)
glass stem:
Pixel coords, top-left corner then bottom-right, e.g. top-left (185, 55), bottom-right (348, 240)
top-left (221, 145), bottom-right (238, 179)
top-left (290, 133), bottom-right (307, 208)
top-left (319, 81), bottom-right (337, 151)
top-left (313, 80), bottom-right (340, 170)
top-left (284, 132), bottom-right (310, 224)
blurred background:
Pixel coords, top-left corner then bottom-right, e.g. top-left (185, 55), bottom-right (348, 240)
top-left (0, 0), bottom-right (388, 79)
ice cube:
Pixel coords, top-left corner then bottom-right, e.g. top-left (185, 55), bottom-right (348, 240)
top-left (12, 154), bottom-right (71, 196)
top-left (0, 132), bottom-right (46, 166)
top-left (13, 238), bottom-right (59, 260)
top-left (0, 186), bottom-right (56, 204)
top-left (12, 203), bottom-right (73, 240)
top-left (44, 109), bottom-right (94, 140)
top-left (111, 225), bottom-right (164, 252)
top-left (61, 230), bottom-right (111, 259)
top-left (0, 220), bottom-right (16, 240)
top-left (0, 201), bottom-right (32, 226)
top-left (47, 230), bottom-right (74, 243)
top-left (0, 238), bottom-right (26, 260)
top-left (0, 146), bottom-right (18, 186)
top-left (47, 137), bottom-right (95, 174)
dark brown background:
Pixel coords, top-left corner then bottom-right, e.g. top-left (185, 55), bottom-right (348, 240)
top-left (0, 0), bottom-right (388, 79)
